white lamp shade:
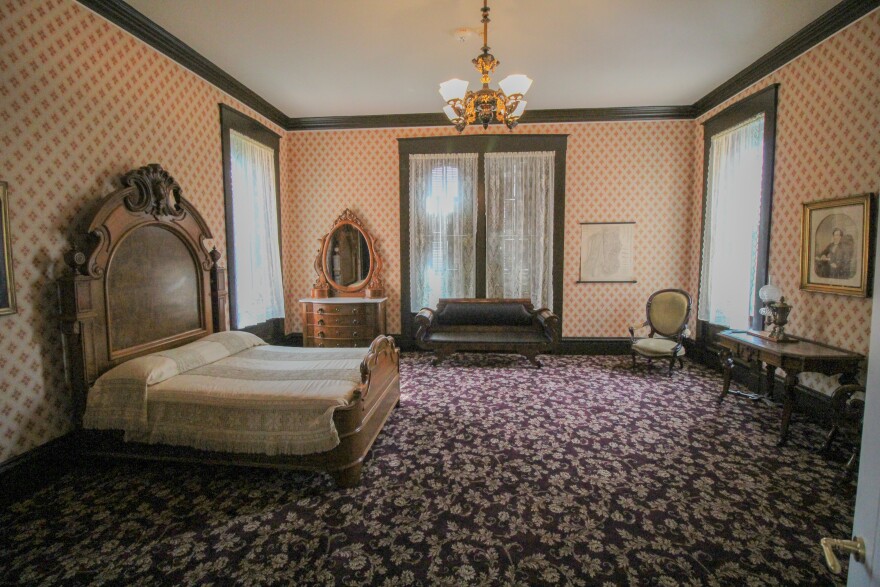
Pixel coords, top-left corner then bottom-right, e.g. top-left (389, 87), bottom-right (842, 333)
top-left (499, 74), bottom-right (533, 97)
top-left (443, 105), bottom-right (459, 121)
top-left (758, 283), bottom-right (782, 303)
top-left (509, 100), bottom-right (527, 118)
top-left (439, 78), bottom-right (469, 102)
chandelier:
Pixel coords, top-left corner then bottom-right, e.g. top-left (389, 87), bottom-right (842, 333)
top-left (439, 0), bottom-right (533, 132)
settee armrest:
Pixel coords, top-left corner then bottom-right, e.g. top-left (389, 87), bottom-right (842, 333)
top-left (536, 308), bottom-right (560, 344)
top-left (414, 308), bottom-right (435, 341)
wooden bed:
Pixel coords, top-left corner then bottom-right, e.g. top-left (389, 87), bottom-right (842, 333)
top-left (58, 164), bottom-right (400, 487)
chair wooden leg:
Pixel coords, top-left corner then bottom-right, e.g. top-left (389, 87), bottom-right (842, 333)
top-left (631, 353), bottom-right (637, 369)
top-left (667, 356), bottom-right (676, 376)
top-left (677, 356), bottom-right (684, 369)
top-left (820, 424), bottom-right (839, 453)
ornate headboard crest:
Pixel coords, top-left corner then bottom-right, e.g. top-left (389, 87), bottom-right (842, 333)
top-left (120, 163), bottom-right (186, 219)
top-left (79, 164), bottom-right (214, 279)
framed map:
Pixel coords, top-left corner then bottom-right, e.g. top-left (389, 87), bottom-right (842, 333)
top-left (578, 221), bottom-right (636, 283)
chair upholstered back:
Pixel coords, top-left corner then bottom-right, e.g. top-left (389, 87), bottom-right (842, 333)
top-left (647, 290), bottom-right (691, 337)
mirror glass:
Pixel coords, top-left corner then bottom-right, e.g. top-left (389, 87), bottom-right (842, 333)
top-left (325, 224), bottom-right (371, 288)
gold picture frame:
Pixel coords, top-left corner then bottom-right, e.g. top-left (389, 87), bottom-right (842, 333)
top-left (800, 193), bottom-right (875, 297)
top-left (0, 181), bottom-right (17, 315)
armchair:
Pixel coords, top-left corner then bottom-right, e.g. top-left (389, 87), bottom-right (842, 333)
top-left (629, 289), bottom-right (692, 376)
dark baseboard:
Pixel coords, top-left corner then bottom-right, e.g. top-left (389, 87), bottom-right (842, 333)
top-left (557, 337), bottom-right (631, 355)
top-left (0, 433), bottom-right (78, 506)
top-left (278, 332), bottom-right (304, 347)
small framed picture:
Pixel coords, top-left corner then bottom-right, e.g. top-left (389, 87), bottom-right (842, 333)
top-left (800, 193), bottom-right (876, 297)
top-left (578, 221), bottom-right (636, 283)
top-left (0, 181), bottom-right (16, 316)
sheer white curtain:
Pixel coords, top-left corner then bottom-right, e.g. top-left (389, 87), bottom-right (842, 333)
top-left (409, 153), bottom-right (478, 310)
top-left (699, 114), bottom-right (765, 329)
top-left (229, 130), bottom-right (285, 328)
top-left (485, 151), bottom-right (555, 309)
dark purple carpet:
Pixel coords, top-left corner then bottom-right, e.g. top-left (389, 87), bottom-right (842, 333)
top-left (1, 354), bottom-right (854, 585)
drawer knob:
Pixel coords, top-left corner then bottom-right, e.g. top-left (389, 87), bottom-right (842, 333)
top-left (317, 343), bottom-right (324, 347)
top-left (351, 319), bottom-right (359, 325)
top-left (317, 308), bottom-right (325, 314)
top-left (352, 331), bottom-right (358, 337)
top-left (335, 307), bottom-right (342, 312)
top-left (318, 332), bottom-right (325, 338)
top-left (318, 319), bottom-right (325, 326)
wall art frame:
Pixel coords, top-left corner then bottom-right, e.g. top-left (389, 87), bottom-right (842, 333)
top-left (577, 221), bottom-right (636, 283)
top-left (800, 193), bottom-right (876, 297)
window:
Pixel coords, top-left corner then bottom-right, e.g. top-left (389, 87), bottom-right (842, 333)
top-left (409, 154), bottom-right (478, 309)
top-left (698, 86), bottom-right (778, 334)
top-left (485, 152), bottom-right (555, 308)
top-left (220, 105), bottom-right (285, 333)
top-left (400, 135), bottom-right (567, 338)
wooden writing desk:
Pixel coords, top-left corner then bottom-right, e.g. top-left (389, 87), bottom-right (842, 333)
top-left (716, 330), bottom-right (863, 446)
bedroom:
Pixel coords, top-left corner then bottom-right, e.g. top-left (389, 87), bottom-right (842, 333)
top-left (1, 0), bottom-right (879, 584)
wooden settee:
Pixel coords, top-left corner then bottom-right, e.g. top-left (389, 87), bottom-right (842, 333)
top-left (414, 298), bottom-right (560, 367)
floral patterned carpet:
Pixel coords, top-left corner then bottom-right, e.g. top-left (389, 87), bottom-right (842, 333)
top-left (1, 354), bottom-right (855, 586)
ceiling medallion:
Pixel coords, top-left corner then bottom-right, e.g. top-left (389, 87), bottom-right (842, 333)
top-left (439, 0), bottom-right (532, 132)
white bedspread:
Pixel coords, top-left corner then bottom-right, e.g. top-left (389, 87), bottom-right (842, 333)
top-left (83, 332), bottom-right (369, 455)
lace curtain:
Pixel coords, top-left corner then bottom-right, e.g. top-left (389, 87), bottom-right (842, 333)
top-left (409, 153), bottom-right (478, 310)
top-left (485, 151), bottom-right (555, 310)
top-left (229, 130), bottom-right (285, 328)
top-left (698, 114), bottom-right (765, 329)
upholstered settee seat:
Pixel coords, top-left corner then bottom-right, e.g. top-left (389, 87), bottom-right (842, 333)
top-left (424, 329), bottom-right (549, 345)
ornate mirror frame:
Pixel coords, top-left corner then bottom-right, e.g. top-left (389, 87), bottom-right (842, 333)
top-left (312, 209), bottom-right (384, 298)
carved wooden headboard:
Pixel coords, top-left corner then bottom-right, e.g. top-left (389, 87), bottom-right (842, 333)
top-left (58, 164), bottom-right (229, 421)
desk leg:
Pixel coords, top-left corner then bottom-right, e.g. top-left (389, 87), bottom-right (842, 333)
top-left (778, 371), bottom-right (799, 446)
top-left (763, 365), bottom-right (777, 401)
top-left (718, 348), bottom-right (733, 403)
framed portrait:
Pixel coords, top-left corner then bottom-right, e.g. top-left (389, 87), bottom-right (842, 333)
top-left (577, 221), bottom-right (636, 283)
top-left (800, 193), bottom-right (876, 297)
top-left (0, 181), bottom-right (16, 316)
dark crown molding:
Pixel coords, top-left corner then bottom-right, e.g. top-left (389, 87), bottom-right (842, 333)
top-left (287, 106), bottom-right (696, 131)
top-left (77, 0), bottom-right (289, 129)
top-left (691, 0), bottom-right (879, 117)
top-left (78, 0), bottom-right (877, 131)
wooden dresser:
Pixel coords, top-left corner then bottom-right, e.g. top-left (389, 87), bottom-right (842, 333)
top-left (300, 297), bottom-right (387, 348)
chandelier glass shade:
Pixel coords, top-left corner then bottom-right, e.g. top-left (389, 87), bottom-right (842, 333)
top-left (439, 1), bottom-right (532, 132)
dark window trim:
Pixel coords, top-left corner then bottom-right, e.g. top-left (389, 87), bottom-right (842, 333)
top-left (219, 103), bottom-right (285, 336)
top-left (398, 134), bottom-right (568, 341)
top-left (697, 84), bottom-right (779, 342)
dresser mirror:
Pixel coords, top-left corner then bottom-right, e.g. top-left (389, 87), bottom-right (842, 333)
top-left (312, 209), bottom-right (384, 298)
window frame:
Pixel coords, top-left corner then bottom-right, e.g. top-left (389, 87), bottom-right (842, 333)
top-left (398, 135), bottom-right (567, 340)
top-left (697, 84), bottom-right (779, 342)
top-left (219, 104), bottom-right (285, 339)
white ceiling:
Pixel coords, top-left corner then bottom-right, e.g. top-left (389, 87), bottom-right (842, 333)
top-left (123, 0), bottom-right (842, 118)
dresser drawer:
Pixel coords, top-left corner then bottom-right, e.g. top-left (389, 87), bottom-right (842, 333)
top-left (308, 302), bottom-right (374, 317)
top-left (305, 312), bottom-right (375, 327)
top-left (311, 338), bottom-right (375, 348)
top-left (308, 325), bottom-right (373, 339)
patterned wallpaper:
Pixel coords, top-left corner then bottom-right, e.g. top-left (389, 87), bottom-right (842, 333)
top-left (282, 121), bottom-right (697, 337)
top-left (691, 10), bottom-right (880, 355)
top-left (1, 0), bottom-right (876, 466)
top-left (0, 0), bottom-right (284, 463)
